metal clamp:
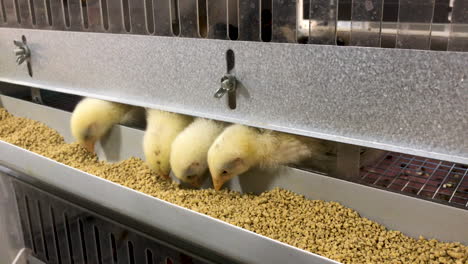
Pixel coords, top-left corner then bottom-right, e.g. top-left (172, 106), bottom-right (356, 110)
top-left (13, 35), bottom-right (32, 77)
top-left (214, 74), bottom-right (237, 98)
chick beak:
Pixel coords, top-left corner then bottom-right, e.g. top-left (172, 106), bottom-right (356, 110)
top-left (213, 177), bottom-right (225, 191)
top-left (81, 140), bottom-right (95, 153)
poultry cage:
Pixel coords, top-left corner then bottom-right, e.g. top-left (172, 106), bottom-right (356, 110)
top-left (0, 0), bottom-right (467, 263)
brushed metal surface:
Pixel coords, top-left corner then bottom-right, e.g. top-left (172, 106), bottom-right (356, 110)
top-left (0, 28), bottom-right (466, 164)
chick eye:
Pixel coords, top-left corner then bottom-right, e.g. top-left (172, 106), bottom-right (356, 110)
top-left (187, 175), bottom-right (194, 179)
top-left (222, 170), bottom-right (228, 175)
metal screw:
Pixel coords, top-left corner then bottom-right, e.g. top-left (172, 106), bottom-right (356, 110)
top-left (13, 35), bottom-right (32, 77)
top-left (214, 74), bottom-right (236, 98)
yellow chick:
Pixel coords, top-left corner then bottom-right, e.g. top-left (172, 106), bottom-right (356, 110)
top-left (208, 124), bottom-right (333, 190)
top-left (143, 108), bottom-right (192, 179)
top-left (170, 118), bottom-right (226, 187)
top-left (70, 98), bottom-right (144, 153)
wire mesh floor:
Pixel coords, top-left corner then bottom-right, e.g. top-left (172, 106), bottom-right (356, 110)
top-left (361, 152), bottom-right (468, 209)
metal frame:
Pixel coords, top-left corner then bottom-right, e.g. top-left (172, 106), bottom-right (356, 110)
top-left (0, 28), bottom-right (467, 165)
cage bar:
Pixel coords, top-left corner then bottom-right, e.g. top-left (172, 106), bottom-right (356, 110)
top-left (238, 0), bottom-right (260, 41)
top-left (178, 0), bottom-right (199, 37)
top-left (129, 0), bottom-right (147, 34)
top-left (207, 0), bottom-right (228, 39)
top-left (152, 0), bottom-right (172, 36)
top-left (448, 0), bottom-right (468, 51)
top-left (308, 0), bottom-right (338, 44)
top-left (271, 0), bottom-right (296, 43)
top-left (396, 0), bottom-right (435, 50)
top-left (350, 0), bottom-right (383, 47)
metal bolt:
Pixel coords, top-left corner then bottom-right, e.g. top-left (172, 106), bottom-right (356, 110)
top-left (221, 77), bottom-right (234, 92)
top-left (214, 74), bottom-right (237, 98)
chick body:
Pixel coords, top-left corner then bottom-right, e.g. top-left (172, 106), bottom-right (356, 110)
top-left (70, 98), bottom-right (144, 152)
top-left (143, 109), bottom-right (192, 178)
top-left (171, 118), bottom-right (226, 187)
top-left (208, 124), bottom-right (333, 190)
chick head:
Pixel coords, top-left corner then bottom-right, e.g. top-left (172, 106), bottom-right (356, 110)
top-left (170, 138), bottom-right (208, 188)
top-left (143, 128), bottom-right (172, 179)
top-left (70, 98), bottom-right (120, 153)
top-left (170, 118), bottom-right (225, 188)
top-left (207, 125), bottom-right (258, 191)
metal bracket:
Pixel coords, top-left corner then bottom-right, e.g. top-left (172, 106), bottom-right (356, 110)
top-left (13, 36), bottom-right (32, 77)
top-left (214, 49), bottom-right (237, 109)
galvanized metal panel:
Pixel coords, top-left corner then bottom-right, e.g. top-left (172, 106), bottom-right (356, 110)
top-left (0, 28), bottom-right (467, 164)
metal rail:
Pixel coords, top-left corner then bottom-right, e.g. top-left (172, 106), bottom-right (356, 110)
top-left (0, 0), bottom-right (467, 51)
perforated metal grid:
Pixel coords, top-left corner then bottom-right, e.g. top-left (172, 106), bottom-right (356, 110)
top-left (0, 0), bottom-right (466, 51)
top-left (361, 152), bottom-right (468, 209)
top-left (12, 179), bottom-right (213, 264)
